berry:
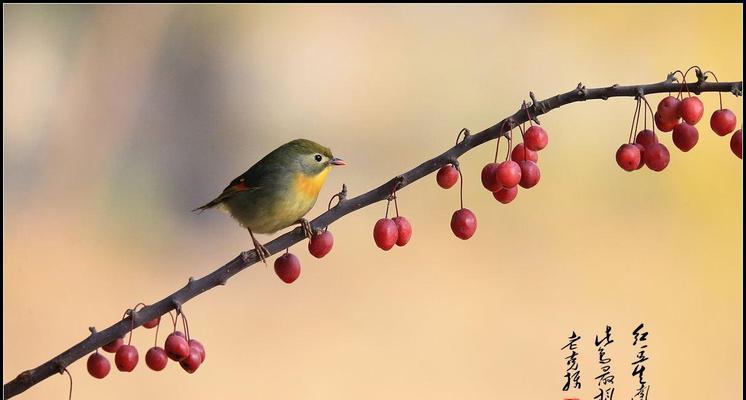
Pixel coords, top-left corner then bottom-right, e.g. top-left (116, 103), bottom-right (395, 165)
top-left (87, 352), bottom-right (111, 379)
top-left (308, 230), bottom-right (333, 258)
top-left (518, 160), bottom-right (540, 188)
top-left (496, 160), bottom-right (522, 188)
top-left (635, 129), bottom-right (658, 148)
top-left (114, 344), bottom-right (138, 372)
top-left (655, 111), bottom-right (678, 132)
top-left (373, 218), bottom-right (398, 250)
top-left (102, 337), bottom-right (123, 353)
top-left (679, 96), bottom-right (704, 125)
top-left (274, 253), bottom-right (301, 283)
top-left (616, 144), bottom-right (641, 172)
top-left (633, 143), bottom-right (646, 170)
top-left (450, 208), bottom-right (477, 240)
top-left (436, 165), bottom-right (459, 189)
top-left (493, 186), bottom-right (518, 204)
top-left (480, 163), bottom-right (502, 192)
top-left (392, 216), bottom-right (412, 247)
top-left (511, 143), bottom-right (539, 163)
top-left (672, 122), bottom-right (699, 152)
top-left (657, 96), bottom-right (681, 122)
top-left (644, 143), bottom-right (670, 172)
top-left (145, 347), bottom-right (168, 371)
top-left (524, 126), bottom-right (549, 151)
top-left (710, 109), bottom-right (737, 136)
top-left (165, 332), bottom-right (190, 361)
top-left (731, 129), bottom-right (742, 159)
top-left (188, 339), bottom-right (206, 362)
top-left (179, 345), bottom-right (203, 374)
top-left (142, 315), bottom-right (160, 329)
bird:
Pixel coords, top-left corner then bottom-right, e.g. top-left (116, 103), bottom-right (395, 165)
top-left (193, 138), bottom-right (346, 263)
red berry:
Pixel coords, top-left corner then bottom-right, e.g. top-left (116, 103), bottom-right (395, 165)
top-left (672, 122), bottom-right (699, 152)
top-left (616, 144), bottom-right (641, 172)
top-left (524, 126), bottom-right (549, 151)
top-left (274, 253), bottom-right (301, 283)
top-left (657, 96), bottom-right (681, 122)
top-left (373, 218), bottom-right (398, 250)
top-left (114, 344), bottom-right (138, 372)
top-left (518, 160), bottom-right (540, 188)
top-left (188, 339), bottom-right (206, 362)
top-left (87, 352), bottom-right (111, 379)
top-left (496, 160), bottom-right (521, 188)
top-left (436, 165), bottom-right (459, 189)
top-left (655, 111), bottom-right (678, 132)
top-left (102, 337), bottom-right (123, 353)
top-left (165, 332), bottom-right (190, 361)
top-left (635, 129), bottom-right (658, 148)
top-left (480, 163), bottom-right (502, 192)
top-left (679, 96), bottom-right (704, 125)
top-left (450, 208), bottom-right (477, 240)
top-left (179, 345), bottom-right (203, 374)
top-left (511, 143), bottom-right (539, 163)
top-left (493, 186), bottom-right (518, 204)
top-left (710, 109), bottom-right (737, 136)
top-left (633, 143), bottom-right (646, 170)
top-left (644, 143), bottom-right (670, 172)
top-left (142, 315), bottom-right (160, 329)
top-left (731, 129), bottom-right (742, 159)
top-left (145, 347), bottom-right (168, 371)
top-left (392, 216), bottom-right (412, 247)
top-left (308, 230), bottom-right (333, 258)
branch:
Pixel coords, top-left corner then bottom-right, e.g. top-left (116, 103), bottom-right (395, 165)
top-left (4, 76), bottom-right (742, 399)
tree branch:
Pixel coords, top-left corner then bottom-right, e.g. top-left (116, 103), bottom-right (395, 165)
top-left (4, 76), bottom-right (742, 399)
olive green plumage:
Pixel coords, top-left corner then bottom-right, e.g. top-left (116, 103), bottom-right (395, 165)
top-left (194, 139), bottom-right (344, 234)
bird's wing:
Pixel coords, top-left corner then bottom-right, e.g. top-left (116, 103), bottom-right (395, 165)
top-left (192, 174), bottom-right (260, 212)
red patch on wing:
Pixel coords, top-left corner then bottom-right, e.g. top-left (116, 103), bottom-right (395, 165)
top-left (231, 182), bottom-right (251, 191)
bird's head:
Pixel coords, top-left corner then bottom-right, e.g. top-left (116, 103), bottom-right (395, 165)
top-left (284, 138), bottom-right (346, 177)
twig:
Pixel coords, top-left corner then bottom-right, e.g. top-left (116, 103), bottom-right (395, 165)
top-left (3, 77), bottom-right (742, 399)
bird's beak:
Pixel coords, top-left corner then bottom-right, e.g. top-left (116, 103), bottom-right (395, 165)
top-left (330, 157), bottom-right (347, 166)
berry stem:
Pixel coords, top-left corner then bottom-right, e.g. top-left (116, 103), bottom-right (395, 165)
top-left (628, 98), bottom-right (641, 144)
top-left (62, 368), bottom-right (72, 400)
top-left (518, 124), bottom-right (528, 159)
top-left (455, 163), bottom-right (464, 210)
top-left (704, 70), bottom-right (724, 110)
top-left (638, 95), bottom-right (657, 135)
top-left (455, 128), bottom-right (470, 145)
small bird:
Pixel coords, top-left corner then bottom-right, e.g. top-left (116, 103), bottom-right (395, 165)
top-left (193, 139), bottom-right (346, 263)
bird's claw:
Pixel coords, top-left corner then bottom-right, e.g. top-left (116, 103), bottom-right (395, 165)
top-left (254, 242), bottom-right (270, 265)
top-left (297, 218), bottom-right (314, 239)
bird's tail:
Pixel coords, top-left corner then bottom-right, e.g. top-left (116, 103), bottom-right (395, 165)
top-left (192, 198), bottom-right (222, 213)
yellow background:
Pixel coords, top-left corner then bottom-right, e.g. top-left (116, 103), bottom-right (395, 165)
top-left (3, 4), bottom-right (742, 399)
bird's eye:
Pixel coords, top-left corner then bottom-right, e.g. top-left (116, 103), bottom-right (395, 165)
top-left (314, 154), bottom-right (323, 162)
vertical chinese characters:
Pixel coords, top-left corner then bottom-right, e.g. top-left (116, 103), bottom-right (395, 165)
top-left (594, 325), bottom-right (615, 400)
top-left (631, 323), bottom-right (650, 400)
top-left (561, 331), bottom-right (582, 392)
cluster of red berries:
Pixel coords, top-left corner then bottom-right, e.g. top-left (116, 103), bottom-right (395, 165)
top-left (616, 69), bottom-right (742, 171)
top-left (86, 306), bottom-right (205, 379)
top-left (373, 189), bottom-right (413, 250)
top-left (479, 124), bottom-right (548, 204)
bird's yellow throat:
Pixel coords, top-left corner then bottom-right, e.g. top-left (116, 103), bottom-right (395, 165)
top-left (294, 166), bottom-right (331, 199)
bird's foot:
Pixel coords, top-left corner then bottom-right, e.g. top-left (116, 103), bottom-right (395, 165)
top-left (254, 242), bottom-right (270, 265)
top-left (248, 230), bottom-right (270, 265)
top-left (296, 218), bottom-right (314, 239)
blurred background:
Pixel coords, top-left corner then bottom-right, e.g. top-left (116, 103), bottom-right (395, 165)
top-left (3, 4), bottom-right (742, 399)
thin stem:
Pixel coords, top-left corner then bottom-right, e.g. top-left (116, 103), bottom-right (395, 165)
top-left (629, 98), bottom-right (640, 144)
top-left (639, 95), bottom-right (657, 135)
top-left (62, 369), bottom-right (72, 400)
top-left (456, 164), bottom-right (464, 210)
top-left (704, 70), bottom-right (723, 109)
